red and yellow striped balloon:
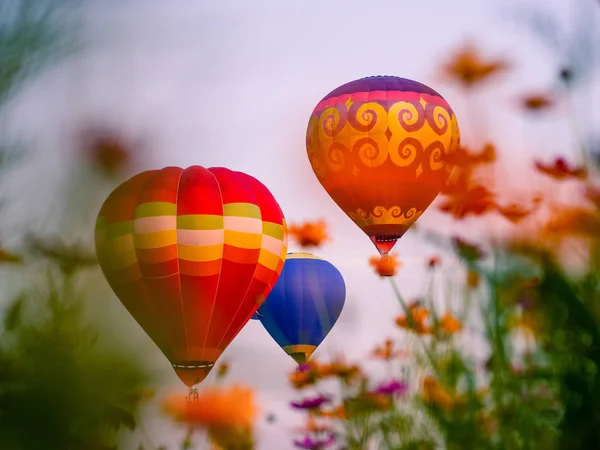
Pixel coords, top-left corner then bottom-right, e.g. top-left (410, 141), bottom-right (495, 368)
top-left (95, 166), bottom-right (288, 387)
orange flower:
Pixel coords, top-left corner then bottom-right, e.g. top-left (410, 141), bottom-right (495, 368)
top-left (421, 376), bottom-right (453, 411)
top-left (496, 202), bottom-right (534, 224)
top-left (162, 384), bottom-right (256, 429)
top-left (438, 183), bottom-right (496, 220)
top-left (534, 157), bottom-right (587, 181)
top-left (522, 94), bottom-right (554, 111)
top-left (321, 357), bottom-right (363, 384)
top-left (369, 253), bottom-right (401, 277)
top-left (289, 368), bottom-right (317, 389)
top-left (466, 269), bottom-right (480, 288)
top-left (544, 206), bottom-right (600, 237)
top-left (443, 143), bottom-right (496, 169)
top-left (371, 338), bottom-right (408, 361)
top-left (289, 220), bottom-right (329, 247)
top-left (439, 313), bottom-right (462, 334)
top-left (442, 42), bottom-right (509, 88)
top-left (319, 404), bottom-right (346, 419)
top-left (396, 304), bottom-right (431, 335)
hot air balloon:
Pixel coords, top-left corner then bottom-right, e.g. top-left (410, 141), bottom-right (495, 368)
top-left (306, 75), bottom-right (460, 262)
top-left (94, 166), bottom-right (288, 387)
top-left (256, 252), bottom-right (346, 364)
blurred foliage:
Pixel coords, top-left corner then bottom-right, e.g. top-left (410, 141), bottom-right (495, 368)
top-left (0, 2), bottom-right (156, 450)
top-left (0, 0), bottom-right (78, 106)
top-left (0, 273), bottom-right (153, 450)
top-left (0, 0), bottom-right (80, 172)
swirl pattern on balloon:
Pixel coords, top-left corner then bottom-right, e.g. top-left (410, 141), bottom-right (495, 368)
top-left (427, 141), bottom-right (446, 171)
top-left (347, 102), bottom-right (388, 133)
top-left (319, 107), bottom-right (347, 139)
top-left (389, 137), bottom-right (420, 167)
top-left (354, 136), bottom-right (389, 167)
top-left (349, 206), bottom-right (424, 227)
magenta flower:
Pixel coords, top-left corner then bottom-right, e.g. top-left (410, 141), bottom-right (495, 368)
top-left (291, 394), bottom-right (331, 409)
top-left (372, 379), bottom-right (409, 396)
top-left (294, 432), bottom-right (336, 449)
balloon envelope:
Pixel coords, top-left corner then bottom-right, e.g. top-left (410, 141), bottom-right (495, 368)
top-left (306, 75), bottom-right (460, 255)
top-left (257, 252), bottom-right (346, 364)
top-left (95, 166), bottom-right (288, 386)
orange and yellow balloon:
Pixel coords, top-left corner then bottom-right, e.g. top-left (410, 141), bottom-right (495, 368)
top-left (95, 166), bottom-right (288, 387)
top-left (306, 75), bottom-right (460, 258)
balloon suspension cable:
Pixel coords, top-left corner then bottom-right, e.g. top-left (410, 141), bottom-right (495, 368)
top-left (186, 386), bottom-right (199, 403)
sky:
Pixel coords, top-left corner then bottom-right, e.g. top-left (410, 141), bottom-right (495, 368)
top-left (2, 0), bottom-right (599, 448)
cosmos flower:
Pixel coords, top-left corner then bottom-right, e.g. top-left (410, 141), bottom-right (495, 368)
top-left (369, 253), bottom-right (401, 277)
top-left (289, 220), bottom-right (329, 247)
top-left (534, 157), bottom-right (587, 180)
top-left (291, 394), bottom-right (331, 410)
top-left (371, 380), bottom-right (409, 396)
top-left (441, 42), bottom-right (509, 88)
top-left (162, 384), bottom-right (256, 429)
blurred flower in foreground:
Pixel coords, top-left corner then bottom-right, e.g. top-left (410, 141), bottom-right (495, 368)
top-left (534, 157), bottom-right (587, 181)
top-left (289, 220), bottom-right (329, 247)
top-left (521, 93), bottom-right (555, 112)
top-left (369, 253), bottom-right (401, 277)
top-left (439, 169), bottom-right (497, 220)
top-left (371, 379), bottom-right (409, 396)
top-left (291, 394), bottom-right (331, 410)
top-left (443, 144), bottom-right (496, 169)
top-left (496, 201), bottom-right (536, 224)
top-left (421, 376), bottom-right (453, 411)
top-left (441, 42), bottom-right (509, 88)
top-left (77, 125), bottom-right (135, 177)
top-left (163, 384), bottom-right (256, 450)
top-left (438, 313), bottom-right (462, 335)
top-left (396, 302), bottom-right (431, 335)
top-left (544, 206), bottom-right (600, 238)
top-left (371, 338), bottom-right (409, 361)
top-left (294, 431), bottom-right (336, 450)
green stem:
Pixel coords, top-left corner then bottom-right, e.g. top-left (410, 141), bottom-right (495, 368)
top-left (389, 277), bottom-right (440, 377)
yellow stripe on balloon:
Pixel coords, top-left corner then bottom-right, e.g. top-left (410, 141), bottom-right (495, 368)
top-left (287, 252), bottom-right (323, 260)
top-left (177, 214), bottom-right (224, 230)
top-left (134, 230), bottom-right (177, 249)
top-left (262, 221), bottom-right (285, 240)
top-left (177, 243), bottom-right (223, 262)
top-left (105, 220), bottom-right (134, 239)
top-left (106, 234), bottom-right (135, 253)
top-left (258, 250), bottom-right (282, 271)
top-left (223, 202), bottom-right (261, 219)
top-left (223, 230), bottom-right (262, 249)
top-left (134, 202), bottom-right (177, 218)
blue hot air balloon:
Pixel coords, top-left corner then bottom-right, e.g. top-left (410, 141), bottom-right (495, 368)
top-left (255, 252), bottom-right (346, 364)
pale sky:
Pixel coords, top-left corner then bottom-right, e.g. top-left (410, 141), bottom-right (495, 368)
top-left (2, 0), bottom-right (599, 449)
